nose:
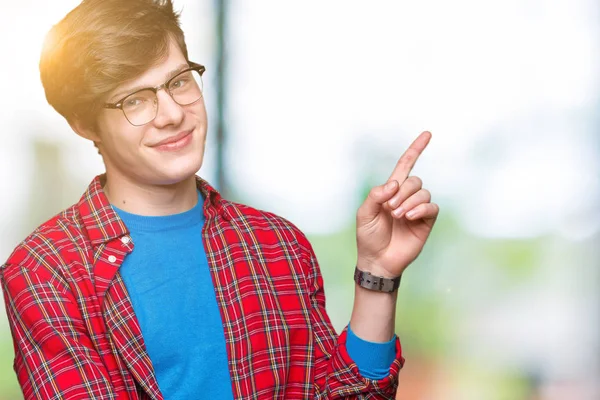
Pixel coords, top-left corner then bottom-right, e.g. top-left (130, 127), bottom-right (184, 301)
top-left (152, 89), bottom-right (185, 128)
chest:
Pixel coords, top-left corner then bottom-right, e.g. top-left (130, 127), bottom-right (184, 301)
top-left (74, 224), bottom-right (315, 399)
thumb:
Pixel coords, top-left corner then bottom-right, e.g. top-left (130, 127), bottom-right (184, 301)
top-left (357, 180), bottom-right (399, 222)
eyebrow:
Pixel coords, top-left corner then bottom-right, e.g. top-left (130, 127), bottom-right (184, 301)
top-left (109, 63), bottom-right (190, 103)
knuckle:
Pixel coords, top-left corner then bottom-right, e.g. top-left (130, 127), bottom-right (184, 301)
top-left (408, 176), bottom-right (423, 188)
top-left (402, 149), bottom-right (418, 164)
top-left (400, 176), bottom-right (421, 196)
top-left (368, 185), bottom-right (381, 198)
top-left (425, 203), bottom-right (438, 216)
top-left (421, 188), bottom-right (431, 201)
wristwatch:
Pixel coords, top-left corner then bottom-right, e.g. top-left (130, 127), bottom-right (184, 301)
top-left (353, 266), bottom-right (401, 293)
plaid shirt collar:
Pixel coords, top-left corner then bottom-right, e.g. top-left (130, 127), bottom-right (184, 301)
top-left (77, 174), bottom-right (231, 247)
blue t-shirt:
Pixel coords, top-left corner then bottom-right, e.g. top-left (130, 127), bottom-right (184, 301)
top-left (114, 192), bottom-right (235, 399)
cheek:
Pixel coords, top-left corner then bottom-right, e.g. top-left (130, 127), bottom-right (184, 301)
top-left (187, 100), bottom-right (208, 120)
top-left (99, 120), bottom-right (147, 156)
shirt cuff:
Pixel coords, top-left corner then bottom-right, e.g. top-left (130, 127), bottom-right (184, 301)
top-left (345, 323), bottom-right (397, 380)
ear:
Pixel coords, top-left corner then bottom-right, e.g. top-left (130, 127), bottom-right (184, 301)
top-left (68, 117), bottom-right (102, 143)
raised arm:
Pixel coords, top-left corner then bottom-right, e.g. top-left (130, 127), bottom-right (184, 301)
top-left (296, 234), bottom-right (404, 399)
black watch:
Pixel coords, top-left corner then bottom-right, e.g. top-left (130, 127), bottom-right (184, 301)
top-left (353, 266), bottom-right (401, 293)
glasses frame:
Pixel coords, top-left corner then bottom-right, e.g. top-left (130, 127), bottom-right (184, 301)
top-left (103, 61), bottom-right (206, 126)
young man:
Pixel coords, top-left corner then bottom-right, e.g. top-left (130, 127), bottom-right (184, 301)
top-left (1, 0), bottom-right (439, 399)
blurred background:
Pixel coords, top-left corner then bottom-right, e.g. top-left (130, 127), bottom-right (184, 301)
top-left (0, 0), bottom-right (599, 399)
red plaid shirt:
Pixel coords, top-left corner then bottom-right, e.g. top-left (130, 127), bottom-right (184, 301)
top-left (1, 175), bottom-right (404, 399)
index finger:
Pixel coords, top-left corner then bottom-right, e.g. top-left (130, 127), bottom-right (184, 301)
top-left (388, 131), bottom-right (432, 183)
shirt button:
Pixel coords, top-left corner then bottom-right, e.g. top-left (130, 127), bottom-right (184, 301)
top-left (108, 255), bottom-right (117, 263)
top-left (121, 236), bottom-right (131, 244)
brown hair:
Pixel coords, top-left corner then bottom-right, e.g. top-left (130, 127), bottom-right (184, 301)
top-left (40, 0), bottom-right (189, 127)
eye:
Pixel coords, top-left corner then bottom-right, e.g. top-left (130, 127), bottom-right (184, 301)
top-left (124, 97), bottom-right (146, 108)
top-left (170, 78), bottom-right (188, 89)
top-left (170, 71), bottom-right (193, 90)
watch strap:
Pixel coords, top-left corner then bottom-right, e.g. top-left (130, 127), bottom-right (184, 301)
top-left (353, 266), bottom-right (401, 293)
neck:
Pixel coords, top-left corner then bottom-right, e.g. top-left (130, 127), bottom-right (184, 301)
top-left (103, 173), bottom-right (198, 216)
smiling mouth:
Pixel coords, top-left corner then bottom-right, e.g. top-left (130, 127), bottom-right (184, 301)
top-left (152, 129), bottom-right (194, 151)
top-left (152, 129), bottom-right (193, 147)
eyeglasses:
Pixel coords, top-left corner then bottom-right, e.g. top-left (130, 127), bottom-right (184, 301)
top-left (104, 62), bottom-right (205, 126)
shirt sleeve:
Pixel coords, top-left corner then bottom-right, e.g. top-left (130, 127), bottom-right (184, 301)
top-left (296, 233), bottom-right (405, 399)
top-left (1, 262), bottom-right (117, 400)
top-left (345, 324), bottom-right (397, 380)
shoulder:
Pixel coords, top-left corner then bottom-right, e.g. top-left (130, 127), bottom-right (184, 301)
top-left (223, 200), bottom-right (313, 251)
top-left (3, 202), bottom-right (86, 275)
top-left (219, 200), bottom-right (321, 285)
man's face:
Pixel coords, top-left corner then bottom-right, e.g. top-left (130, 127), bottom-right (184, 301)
top-left (94, 38), bottom-right (207, 187)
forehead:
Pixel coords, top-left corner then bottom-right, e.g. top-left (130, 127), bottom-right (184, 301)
top-left (109, 39), bottom-right (188, 99)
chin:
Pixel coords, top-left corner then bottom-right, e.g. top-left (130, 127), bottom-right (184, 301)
top-left (156, 156), bottom-right (204, 186)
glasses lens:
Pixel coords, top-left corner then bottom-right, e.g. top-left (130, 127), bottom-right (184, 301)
top-left (122, 89), bottom-right (157, 126)
top-left (169, 69), bottom-right (203, 106)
